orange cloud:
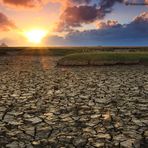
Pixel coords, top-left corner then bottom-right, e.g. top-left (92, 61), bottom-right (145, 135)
top-left (1, 0), bottom-right (49, 8)
top-left (0, 12), bottom-right (16, 31)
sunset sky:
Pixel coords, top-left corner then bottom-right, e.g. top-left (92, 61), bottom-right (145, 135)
top-left (0, 0), bottom-right (148, 46)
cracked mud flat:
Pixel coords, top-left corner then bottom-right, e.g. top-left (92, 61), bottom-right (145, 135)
top-left (0, 56), bottom-right (148, 148)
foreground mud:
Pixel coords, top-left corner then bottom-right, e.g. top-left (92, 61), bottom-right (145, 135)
top-left (0, 56), bottom-right (148, 148)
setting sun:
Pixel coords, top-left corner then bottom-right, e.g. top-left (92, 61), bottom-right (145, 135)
top-left (24, 29), bottom-right (47, 44)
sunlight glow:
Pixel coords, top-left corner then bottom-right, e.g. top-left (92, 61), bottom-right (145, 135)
top-left (24, 29), bottom-right (47, 44)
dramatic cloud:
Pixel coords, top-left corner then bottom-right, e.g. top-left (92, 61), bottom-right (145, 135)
top-left (55, 5), bottom-right (102, 31)
top-left (54, 0), bottom-right (148, 32)
top-left (0, 12), bottom-right (16, 31)
top-left (55, 0), bottom-right (125, 31)
top-left (46, 12), bottom-right (148, 46)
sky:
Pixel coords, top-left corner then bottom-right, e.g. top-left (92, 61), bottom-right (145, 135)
top-left (0, 0), bottom-right (148, 46)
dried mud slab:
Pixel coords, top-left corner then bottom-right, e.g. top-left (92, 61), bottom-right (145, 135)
top-left (0, 55), bottom-right (147, 148)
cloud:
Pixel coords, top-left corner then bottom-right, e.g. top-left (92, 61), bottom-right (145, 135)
top-left (96, 20), bottom-right (121, 29)
top-left (1, 0), bottom-right (147, 9)
top-left (55, 0), bottom-right (125, 31)
top-left (0, 12), bottom-right (16, 31)
top-left (1, 0), bottom-right (49, 8)
top-left (45, 11), bottom-right (148, 46)
top-left (133, 11), bottom-right (148, 23)
top-left (55, 5), bottom-right (102, 31)
top-left (99, 0), bottom-right (124, 9)
top-left (1, 0), bottom-right (90, 8)
top-left (49, 0), bottom-right (91, 6)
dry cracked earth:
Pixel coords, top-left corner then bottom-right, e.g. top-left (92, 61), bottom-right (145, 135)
top-left (0, 55), bottom-right (148, 148)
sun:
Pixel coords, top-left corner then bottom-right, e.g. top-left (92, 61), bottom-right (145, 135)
top-left (24, 29), bottom-right (47, 44)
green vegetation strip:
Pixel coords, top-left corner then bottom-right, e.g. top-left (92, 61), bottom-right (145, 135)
top-left (1, 47), bottom-right (148, 56)
top-left (58, 52), bottom-right (148, 66)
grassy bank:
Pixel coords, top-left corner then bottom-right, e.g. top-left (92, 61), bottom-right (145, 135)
top-left (57, 52), bottom-right (148, 66)
top-left (0, 46), bottom-right (148, 56)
